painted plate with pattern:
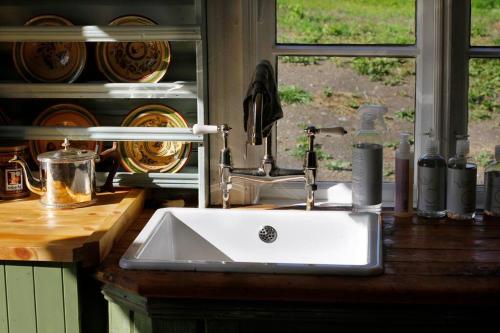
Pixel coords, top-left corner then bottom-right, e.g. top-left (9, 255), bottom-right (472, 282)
top-left (30, 104), bottom-right (101, 162)
top-left (13, 15), bottom-right (86, 83)
top-left (119, 104), bottom-right (191, 173)
top-left (96, 15), bottom-right (171, 83)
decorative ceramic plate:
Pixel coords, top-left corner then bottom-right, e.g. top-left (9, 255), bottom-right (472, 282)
top-left (0, 108), bottom-right (9, 125)
top-left (96, 15), bottom-right (171, 83)
top-left (119, 104), bottom-right (191, 173)
top-left (30, 104), bottom-right (101, 162)
top-left (13, 15), bottom-right (86, 83)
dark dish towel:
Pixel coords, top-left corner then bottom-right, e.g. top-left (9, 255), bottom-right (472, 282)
top-left (243, 60), bottom-right (283, 138)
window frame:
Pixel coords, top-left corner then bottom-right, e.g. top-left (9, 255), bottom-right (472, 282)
top-left (253, 0), bottom-right (435, 203)
top-left (207, 0), bottom-right (499, 206)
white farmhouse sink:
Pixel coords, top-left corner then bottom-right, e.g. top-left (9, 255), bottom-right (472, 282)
top-left (120, 208), bottom-right (383, 275)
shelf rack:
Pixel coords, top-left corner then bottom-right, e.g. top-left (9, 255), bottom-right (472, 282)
top-left (0, 1), bottom-right (209, 206)
top-left (0, 82), bottom-right (197, 99)
top-left (0, 25), bottom-right (201, 42)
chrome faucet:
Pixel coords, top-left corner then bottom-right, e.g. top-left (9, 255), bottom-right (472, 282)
top-left (210, 123), bottom-right (347, 210)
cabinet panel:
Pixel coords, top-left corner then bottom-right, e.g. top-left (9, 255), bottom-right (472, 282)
top-left (34, 264), bottom-right (66, 333)
top-left (5, 264), bottom-right (37, 333)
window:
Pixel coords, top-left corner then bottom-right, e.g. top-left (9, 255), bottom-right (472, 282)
top-left (207, 0), bottom-right (499, 203)
top-left (274, 0), bottom-right (417, 183)
top-left (277, 56), bottom-right (416, 182)
top-left (467, 0), bottom-right (500, 184)
top-left (256, 0), bottom-right (499, 192)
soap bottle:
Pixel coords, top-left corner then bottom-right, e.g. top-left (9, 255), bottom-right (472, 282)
top-left (417, 137), bottom-right (446, 218)
top-left (352, 104), bottom-right (387, 213)
top-left (484, 145), bottom-right (500, 217)
top-left (447, 137), bottom-right (477, 220)
top-left (395, 132), bottom-right (413, 217)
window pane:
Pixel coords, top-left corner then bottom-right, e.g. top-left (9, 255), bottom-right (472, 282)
top-left (276, 0), bottom-right (416, 45)
top-left (277, 56), bottom-right (416, 182)
top-left (468, 58), bottom-right (500, 184)
top-left (470, 0), bottom-right (500, 46)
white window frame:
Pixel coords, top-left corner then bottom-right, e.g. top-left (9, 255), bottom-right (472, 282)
top-left (207, 0), bottom-right (499, 206)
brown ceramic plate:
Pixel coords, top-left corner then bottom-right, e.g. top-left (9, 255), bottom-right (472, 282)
top-left (119, 104), bottom-right (191, 173)
top-left (96, 15), bottom-right (171, 83)
top-left (0, 107), bottom-right (9, 125)
top-left (30, 104), bottom-right (101, 162)
top-left (13, 15), bottom-right (86, 83)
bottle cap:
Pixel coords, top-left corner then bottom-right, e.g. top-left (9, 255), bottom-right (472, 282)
top-left (358, 104), bottom-right (387, 131)
top-left (456, 138), bottom-right (470, 157)
top-left (495, 145), bottom-right (500, 161)
top-left (424, 137), bottom-right (438, 155)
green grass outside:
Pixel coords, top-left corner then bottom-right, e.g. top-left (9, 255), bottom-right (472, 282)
top-left (471, 0), bottom-right (500, 46)
top-left (277, 0), bottom-right (499, 122)
top-left (278, 0), bottom-right (499, 174)
top-left (277, 0), bottom-right (415, 45)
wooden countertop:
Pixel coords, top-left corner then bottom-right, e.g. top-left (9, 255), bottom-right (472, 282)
top-left (0, 189), bottom-right (145, 266)
top-left (95, 208), bottom-right (500, 305)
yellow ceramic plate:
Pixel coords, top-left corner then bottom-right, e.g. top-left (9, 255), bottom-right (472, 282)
top-left (30, 104), bottom-right (101, 163)
top-left (119, 104), bottom-right (191, 173)
top-left (96, 15), bottom-right (171, 83)
top-left (13, 15), bottom-right (86, 83)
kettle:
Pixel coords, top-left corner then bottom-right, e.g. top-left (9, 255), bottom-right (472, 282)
top-left (9, 138), bottom-right (116, 208)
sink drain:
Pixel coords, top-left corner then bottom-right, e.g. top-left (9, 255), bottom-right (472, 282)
top-left (259, 226), bottom-right (277, 243)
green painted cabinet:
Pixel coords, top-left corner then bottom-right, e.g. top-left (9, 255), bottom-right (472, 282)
top-left (0, 261), bottom-right (105, 333)
top-left (103, 284), bottom-right (500, 333)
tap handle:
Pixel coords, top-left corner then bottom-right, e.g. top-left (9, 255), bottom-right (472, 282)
top-left (192, 124), bottom-right (231, 135)
top-left (305, 126), bottom-right (347, 136)
top-left (317, 127), bottom-right (348, 135)
top-left (193, 124), bottom-right (219, 135)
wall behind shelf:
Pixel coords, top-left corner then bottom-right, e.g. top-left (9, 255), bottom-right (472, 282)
top-left (0, 0), bottom-right (197, 26)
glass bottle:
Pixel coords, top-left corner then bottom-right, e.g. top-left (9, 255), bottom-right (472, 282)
top-left (417, 138), bottom-right (446, 218)
top-left (352, 104), bottom-right (387, 213)
top-left (447, 138), bottom-right (477, 220)
top-left (484, 145), bottom-right (500, 217)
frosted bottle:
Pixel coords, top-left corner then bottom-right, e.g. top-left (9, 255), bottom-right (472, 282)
top-left (352, 104), bottom-right (387, 213)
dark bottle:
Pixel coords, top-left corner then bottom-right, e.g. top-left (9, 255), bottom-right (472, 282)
top-left (484, 145), bottom-right (500, 217)
top-left (417, 138), bottom-right (446, 218)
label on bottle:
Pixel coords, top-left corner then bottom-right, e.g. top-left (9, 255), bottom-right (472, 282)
top-left (485, 171), bottom-right (500, 214)
top-left (417, 166), bottom-right (446, 212)
top-left (352, 143), bottom-right (382, 206)
top-left (5, 168), bottom-right (23, 192)
top-left (446, 167), bottom-right (476, 215)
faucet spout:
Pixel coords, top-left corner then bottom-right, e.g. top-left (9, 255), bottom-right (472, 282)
top-left (246, 92), bottom-right (264, 145)
top-left (8, 155), bottom-right (44, 196)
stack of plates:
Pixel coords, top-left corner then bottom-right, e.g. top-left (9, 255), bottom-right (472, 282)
top-left (30, 104), bottom-right (101, 162)
top-left (13, 15), bottom-right (86, 83)
top-left (118, 104), bottom-right (191, 173)
top-left (96, 15), bottom-right (171, 83)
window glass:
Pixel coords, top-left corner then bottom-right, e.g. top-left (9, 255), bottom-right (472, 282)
top-left (277, 56), bottom-right (416, 182)
top-left (468, 58), bottom-right (500, 184)
top-left (470, 0), bottom-right (500, 46)
top-left (276, 0), bottom-right (416, 45)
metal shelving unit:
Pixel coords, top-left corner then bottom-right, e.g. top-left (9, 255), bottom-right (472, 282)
top-left (0, 0), bottom-right (208, 206)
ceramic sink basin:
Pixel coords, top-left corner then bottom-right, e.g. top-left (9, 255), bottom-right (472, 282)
top-left (120, 208), bottom-right (383, 275)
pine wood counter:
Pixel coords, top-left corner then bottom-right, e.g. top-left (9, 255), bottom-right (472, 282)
top-left (0, 189), bottom-right (145, 266)
top-left (95, 208), bottom-right (500, 305)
